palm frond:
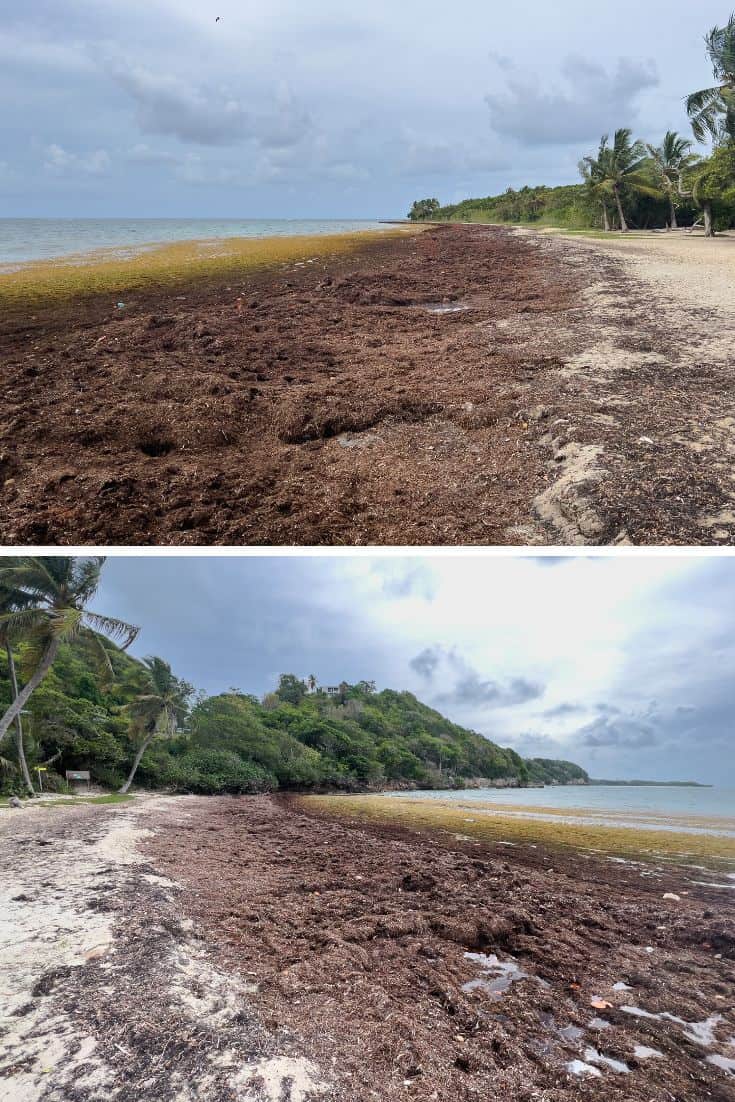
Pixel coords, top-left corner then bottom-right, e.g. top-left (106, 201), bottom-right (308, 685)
top-left (83, 612), bottom-right (139, 650)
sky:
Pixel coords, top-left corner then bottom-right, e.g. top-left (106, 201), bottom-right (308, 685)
top-left (90, 554), bottom-right (735, 785)
top-left (0, 1), bottom-right (727, 217)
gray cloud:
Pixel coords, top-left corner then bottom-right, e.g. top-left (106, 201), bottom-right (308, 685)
top-left (437, 671), bottom-right (544, 709)
top-left (410, 647), bottom-right (443, 680)
top-left (542, 702), bottom-right (586, 718)
top-left (576, 714), bottom-right (658, 749)
top-left (112, 64), bottom-right (311, 149)
top-left (485, 55), bottom-right (659, 146)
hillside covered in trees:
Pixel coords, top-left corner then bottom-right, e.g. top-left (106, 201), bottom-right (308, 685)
top-left (0, 634), bottom-right (589, 796)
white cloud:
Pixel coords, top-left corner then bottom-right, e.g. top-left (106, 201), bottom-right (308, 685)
top-left (43, 144), bottom-right (111, 176)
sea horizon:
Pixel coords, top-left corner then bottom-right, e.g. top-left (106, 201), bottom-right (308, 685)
top-left (0, 216), bottom-right (390, 267)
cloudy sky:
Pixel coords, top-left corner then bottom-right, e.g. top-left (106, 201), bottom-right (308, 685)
top-left (0, 1), bottom-right (726, 217)
top-left (90, 554), bottom-right (735, 785)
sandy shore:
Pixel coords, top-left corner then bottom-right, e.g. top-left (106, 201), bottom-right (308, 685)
top-left (1, 223), bottom-right (735, 544)
top-left (0, 797), bottom-right (327, 1102)
top-left (2, 794), bottom-right (734, 1101)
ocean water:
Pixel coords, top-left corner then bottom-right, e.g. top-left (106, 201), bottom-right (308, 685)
top-left (0, 218), bottom-right (388, 267)
top-left (387, 785), bottom-right (735, 828)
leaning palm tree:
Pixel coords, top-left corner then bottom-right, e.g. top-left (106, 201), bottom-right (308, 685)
top-left (119, 657), bottom-right (193, 794)
top-left (0, 579), bottom-right (36, 794)
top-left (645, 131), bottom-right (698, 229)
top-left (687, 13), bottom-right (735, 142)
top-left (0, 558), bottom-right (138, 748)
top-left (581, 130), bottom-right (658, 232)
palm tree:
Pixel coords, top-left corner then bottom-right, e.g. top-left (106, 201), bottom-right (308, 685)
top-left (580, 130), bottom-right (657, 232)
top-left (687, 14), bottom-right (735, 143)
top-left (646, 131), bottom-right (698, 229)
top-left (119, 657), bottom-right (192, 794)
top-left (579, 149), bottom-right (614, 231)
top-left (0, 558), bottom-right (138, 748)
top-left (0, 579), bottom-right (36, 795)
top-left (307, 674), bottom-right (317, 693)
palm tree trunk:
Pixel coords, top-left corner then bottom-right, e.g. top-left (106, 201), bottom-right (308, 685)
top-left (613, 185), bottom-right (628, 232)
top-left (601, 204), bottom-right (610, 232)
top-left (6, 645), bottom-right (34, 795)
top-left (0, 637), bottom-right (60, 747)
top-left (703, 202), bottom-right (715, 237)
top-left (119, 736), bottom-right (153, 794)
top-left (668, 194), bottom-right (678, 230)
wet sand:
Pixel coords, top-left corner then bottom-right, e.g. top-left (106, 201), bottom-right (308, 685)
top-left (3, 794), bottom-right (732, 1101)
top-left (2, 223), bottom-right (735, 545)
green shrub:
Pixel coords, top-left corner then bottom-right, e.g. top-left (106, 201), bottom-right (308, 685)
top-left (164, 748), bottom-right (276, 794)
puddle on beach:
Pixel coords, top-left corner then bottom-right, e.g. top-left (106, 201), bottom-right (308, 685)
top-left (620, 1006), bottom-right (723, 1046)
top-left (462, 952), bottom-right (530, 998)
top-left (425, 302), bottom-right (470, 314)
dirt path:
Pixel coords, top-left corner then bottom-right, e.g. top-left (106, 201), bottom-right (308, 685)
top-left (0, 797), bottom-right (329, 1102)
top-left (146, 795), bottom-right (735, 1102)
top-left (508, 228), bottom-right (735, 545)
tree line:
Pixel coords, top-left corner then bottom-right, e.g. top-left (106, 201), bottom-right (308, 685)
top-left (0, 558), bottom-right (588, 798)
top-left (409, 14), bottom-right (735, 237)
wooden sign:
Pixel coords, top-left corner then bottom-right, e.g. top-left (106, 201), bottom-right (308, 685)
top-left (66, 770), bottom-right (91, 782)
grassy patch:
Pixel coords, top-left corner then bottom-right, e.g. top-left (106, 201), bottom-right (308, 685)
top-left (0, 229), bottom-right (411, 310)
top-left (18, 793), bottom-right (134, 808)
top-left (303, 795), bottom-right (735, 870)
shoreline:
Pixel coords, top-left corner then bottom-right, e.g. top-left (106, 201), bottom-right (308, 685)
top-left (0, 226), bottom-right (417, 308)
top-left (3, 222), bottom-right (735, 546)
top-left (3, 793), bottom-right (733, 1101)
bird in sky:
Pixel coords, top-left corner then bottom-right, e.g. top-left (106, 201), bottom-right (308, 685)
top-left (215, 15), bottom-right (221, 22)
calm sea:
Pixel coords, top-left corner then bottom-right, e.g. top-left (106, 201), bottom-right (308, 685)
top-left (0, 218), bottom-right (388, 267)
top-left (387, 785), bottom-right (735, 829)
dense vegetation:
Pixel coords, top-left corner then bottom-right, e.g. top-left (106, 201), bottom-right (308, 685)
top-left (409, 15), bottom-right (735, 236)
top-left (0, 561), bottom-right (589, 797)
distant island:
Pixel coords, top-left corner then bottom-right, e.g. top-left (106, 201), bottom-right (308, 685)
top-left (588, 778), bottom-right (711, 788)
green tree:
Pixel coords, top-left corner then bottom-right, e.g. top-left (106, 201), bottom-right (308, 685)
top-left (580, 130), bottom-right (658, 231)
top-left (0, 558), bottom-right (138, 750)
top-left (0, 579), bottom-right (36, 794)
top-left (691, 141), bottom-right (735, 235)
top-left (687, 13), bottom-right (735, 142)
top-left (276, 673), bottom-right (307, 705)
top-left (645, 131), bottom-right (698, 229)
top-left (408, 198), bottom-right (440, 221)
top-left (119, 657), bottom-right (194, 793)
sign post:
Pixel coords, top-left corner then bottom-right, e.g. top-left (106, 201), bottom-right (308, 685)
top-left (65, 770), bottom-right (91, 794)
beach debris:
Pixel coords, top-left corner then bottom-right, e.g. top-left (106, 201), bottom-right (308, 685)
top-left (638, 435), bottom-right (655, 445)
top-left (663, 892), bottom-right (681, 901)
top-left (8, 795), bottom-right (23, 809)
top-left (612, 982), bottom-right (632, 991)
top-left (590, 998), bottom-right (613, 1010)
top-left (115, 302), bottom-right (125, 310)
top-left (588, 1017), bottom-right (612, 1030)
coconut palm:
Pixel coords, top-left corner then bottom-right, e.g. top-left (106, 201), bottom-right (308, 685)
top-left (307, 674), bottom-right (317, 693)
top-left (579, 149), bottom-right (614, 231)
top-left (645, 131), bottom-right (698, 229)
top-left (687, 13), bottom-right (735, 143)
top-left (0, 579), bottom-right (36, 794)
top-left (0, 557), bottom-right (138, 748)
top-left (580, 130), bottom-right (657, 232)
top-left (119, 657), bottom-right (193, 794)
